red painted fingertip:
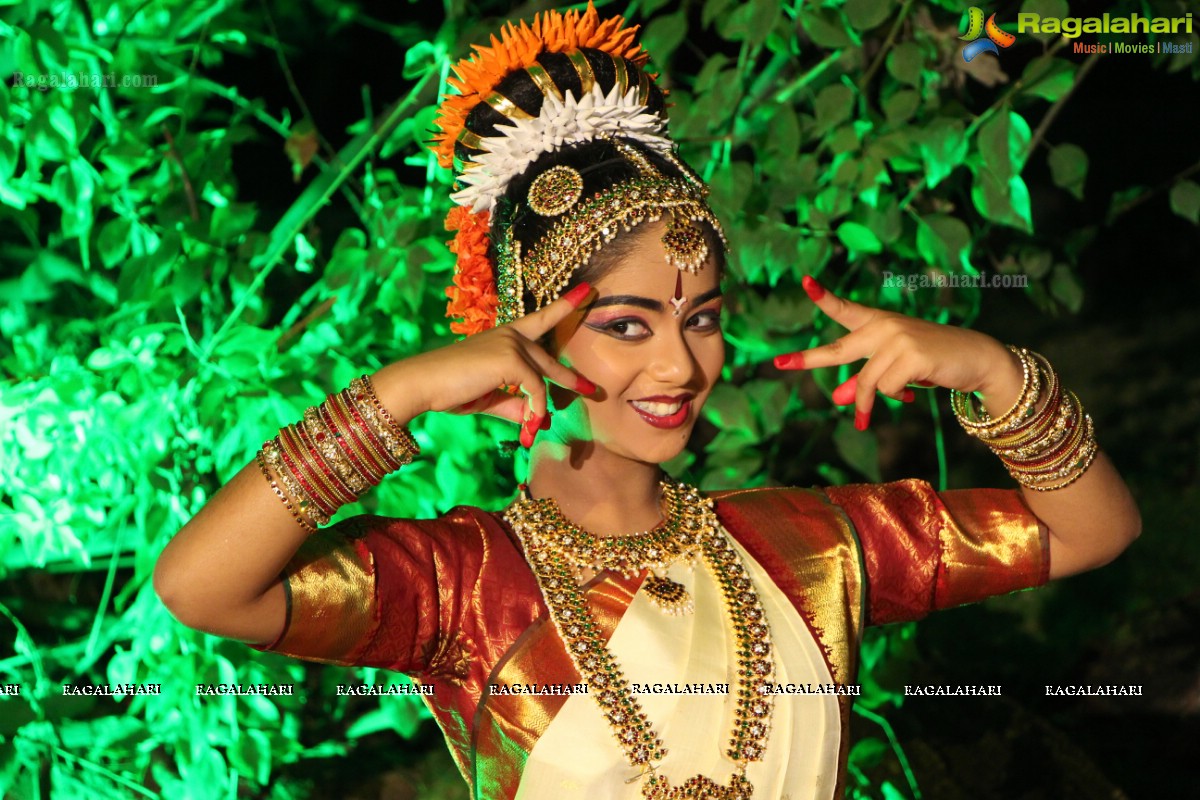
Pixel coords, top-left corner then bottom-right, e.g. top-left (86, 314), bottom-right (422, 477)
top-left (854, 409), bottom-right (870, 431)
top-left (519, 421), bottom-right (536, 449)
top-left (901, 388), bottom-right (916, 403)
top-left (562, 282), bottom-right (593, 308)
top-left (774, 353), bottom-right (805, 370)
top-left (915, 380), bottom-right (936, 388)
top-left (802, 275), bottom-right (826, 302)
top-left (575, 375), bottom-right (598, 395)
top-left (832, 375), bottom-right (858, 406)
top-left (539, 412), bottom-right (553, 430)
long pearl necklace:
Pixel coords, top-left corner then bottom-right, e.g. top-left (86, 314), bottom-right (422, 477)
top-left (505, 480), bottom-right (775, 799)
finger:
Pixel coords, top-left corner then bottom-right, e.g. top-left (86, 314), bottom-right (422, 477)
top-left (832, 373), bottom-right (915, 406)
top-left (803, 276), bottom-right (878, 332)
top-left (832, 374), bottom-right (857, 406)
top-left (515, 364), bottom-right (551, 448)
top-left (853, 352), bottom-right (902, 430)
top-left (775, 328), bottom-right (872, 371)
top-left (454, 389), bottom-right (525, 423)
top-left (876, 359), bottom-right (919, 403)
top-left (508, 282), bottom-right (593, 341)
top-left (525, 343), bottom-right (599, 396)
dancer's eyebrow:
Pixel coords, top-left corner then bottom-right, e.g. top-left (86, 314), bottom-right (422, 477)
top-left (588, 287), bottom-right (722, 312)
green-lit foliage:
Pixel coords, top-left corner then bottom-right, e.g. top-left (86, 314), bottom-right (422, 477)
top-left (1, 0), bottom-right (1196, 797)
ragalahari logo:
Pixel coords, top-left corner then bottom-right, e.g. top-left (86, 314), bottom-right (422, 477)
top-left (960, 7), bottom-right (1017, 62)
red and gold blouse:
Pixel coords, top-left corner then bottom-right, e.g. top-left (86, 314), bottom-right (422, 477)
top-left (252, 479), bottom-right (1048, 799)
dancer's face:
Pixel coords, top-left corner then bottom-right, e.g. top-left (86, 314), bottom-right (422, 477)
top-left (549, 219), bottom-right (725, 466)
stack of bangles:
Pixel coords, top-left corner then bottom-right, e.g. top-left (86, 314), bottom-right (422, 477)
top-left (951, 346), bottom-right (1098, 492)
top-left (255, 375), bottom-right (420, 531)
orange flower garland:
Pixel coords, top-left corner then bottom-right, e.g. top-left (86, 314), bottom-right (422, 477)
top-left (444, 206), bottom-right (497, 336)
top-left (431, 0), bottom-right (648, 169)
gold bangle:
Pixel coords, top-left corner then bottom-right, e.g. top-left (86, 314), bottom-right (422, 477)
top-left (263, 439), bottom-right (330, 526)
top-left (277, 425), bottom-right (342, 517)
top-left (256, 447), bottom-right (318, 532)
top-left (353, 375), bottom-right (420, 464)
top-left (326, 391), bottom-right (390, 483)
top-left (304, 406), bottom-right (371, 494)
top-left (952, 347), bottom-right (1041, 438)
top-left (332, 390), bottom-right (400, 476)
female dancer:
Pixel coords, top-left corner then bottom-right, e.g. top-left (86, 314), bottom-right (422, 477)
top-left (154, 4), bottom-right (1140, 798)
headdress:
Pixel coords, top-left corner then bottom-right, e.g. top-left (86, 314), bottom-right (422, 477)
top-left (433, 1), bottom-right (726, 335)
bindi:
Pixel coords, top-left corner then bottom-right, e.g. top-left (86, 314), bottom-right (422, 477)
top-left (669, 271), bottom-right (687, 317)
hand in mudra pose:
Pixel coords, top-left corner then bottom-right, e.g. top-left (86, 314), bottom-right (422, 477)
top-left (774, 275), bottom-right (1025, 430)
top-left (379, 283), bottom-right (598, 447)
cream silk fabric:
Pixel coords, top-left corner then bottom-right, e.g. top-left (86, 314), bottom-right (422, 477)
top-left (512, 529), bottom-right (841, 800)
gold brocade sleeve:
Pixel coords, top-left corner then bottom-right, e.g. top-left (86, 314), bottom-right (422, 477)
top-left (250, 514), bottom-right (471, 675)
top-left (823, 479), bottom-right (1049, 626)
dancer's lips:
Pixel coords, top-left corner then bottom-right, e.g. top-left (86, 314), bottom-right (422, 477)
top-left (629, 395), bottom-right (693, 429)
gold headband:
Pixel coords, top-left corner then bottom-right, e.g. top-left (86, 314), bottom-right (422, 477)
top-left (494, 142), bottom-right (726, 324)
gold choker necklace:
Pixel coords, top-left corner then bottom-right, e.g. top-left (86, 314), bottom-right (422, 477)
top-left (505, 480), bottom-right (775, 799)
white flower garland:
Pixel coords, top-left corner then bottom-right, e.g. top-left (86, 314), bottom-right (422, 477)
top-left (451, 82), bottom-right (674, 214)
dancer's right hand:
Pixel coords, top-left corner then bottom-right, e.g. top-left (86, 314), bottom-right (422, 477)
top-left (373, 283), bottom-right (598, 445)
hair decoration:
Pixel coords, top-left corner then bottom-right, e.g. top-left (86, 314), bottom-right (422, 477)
top-left (431, 1), bottom-right (649, 170)
top-left (529, 165), bottom-right (585, 216)
top-left (514, 175), bottom-right (726, 316)
top-left (444, 206), bottom-right (498, 336)
top-left (450, 82), bottom-right (672, 214)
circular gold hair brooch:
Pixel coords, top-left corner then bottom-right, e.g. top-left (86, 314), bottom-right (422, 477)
top-left (528, 165), bottom-right (584, 217)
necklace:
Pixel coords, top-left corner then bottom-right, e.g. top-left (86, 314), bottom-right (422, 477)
top-left (505, 480), bottom-right (775, 800)
top-left (520, 480), bottom-right (702, 614)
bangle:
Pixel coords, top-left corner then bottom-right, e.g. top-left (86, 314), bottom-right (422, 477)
top-left (951, 348), bottom-right (1098, 492)
top-left (951, 347), bottom-right (1041, 438)
top-left (304, 406), bottom-right (371, 494)
top-left (256, 377), bottom-right (420, 531)
top-left (262, 439), bottom-right (330, 526)
top-left (256, 448), bottom-right (318, 532)
top-left (352, 376), bottom-right (420, 465)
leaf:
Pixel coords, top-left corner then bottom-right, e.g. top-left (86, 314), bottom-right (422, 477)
top-left (1020, 57), bottom-right (1076, 102)
top-left (882, 89), bottom-right (919, 124)
top-left (837, 221), bottom-right (882, 255)
top-left (971, 169), bottom-right (1033, 232)
top-left (702, 384), bottom-right (760, 441)
top-left (800, 7), bottom-right (854, 48)
top-left (232, 728), bottom-right (272, 785)
top-left (213, 326), bottom-right (275, 375)
top-left (814, 84), bottom-right (854, 133)
top-left (1049, 263), bottom-right (1083, 312)
top-left (976, 111), bottom-right (1031, 183)
top-left (97, 218), bottom-right (132, 268)
top-left (703, 0), bottom-right (738, 28)
top-left (833, 419), bottom-right (881, 482)
top-left (642, 11), bottom-right (688, 64)
top-left (1169, 180), bottom-right (1200, 224)
top-left (1047, 143), bottom-right (1088, 200)
top-left (723, 0), bottom-right (780, 47)
top-left (1019, 248), bottom-right (1053, 279)
top-left (886, 42), bottom-right (923, 87)
top-left (402, 39), bottom-right (441, 80)
top-left (916, 119), bottom-right (967, 189)
top-left (916, 214), bottom-right (972, 272)
top-left (844, 0), bottom-right (892, 30)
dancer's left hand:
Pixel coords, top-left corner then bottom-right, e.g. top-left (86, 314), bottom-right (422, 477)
top-left (773, 276), bottom-right (1022, 430)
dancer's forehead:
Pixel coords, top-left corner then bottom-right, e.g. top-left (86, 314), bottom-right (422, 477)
top-left (583, 220), bottom-right (722, 309)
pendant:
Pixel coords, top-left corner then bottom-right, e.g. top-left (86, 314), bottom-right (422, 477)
top-left (642, 770), bottom-right (753, 799)
top-left (642, 575), bottom-right (693, 615)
